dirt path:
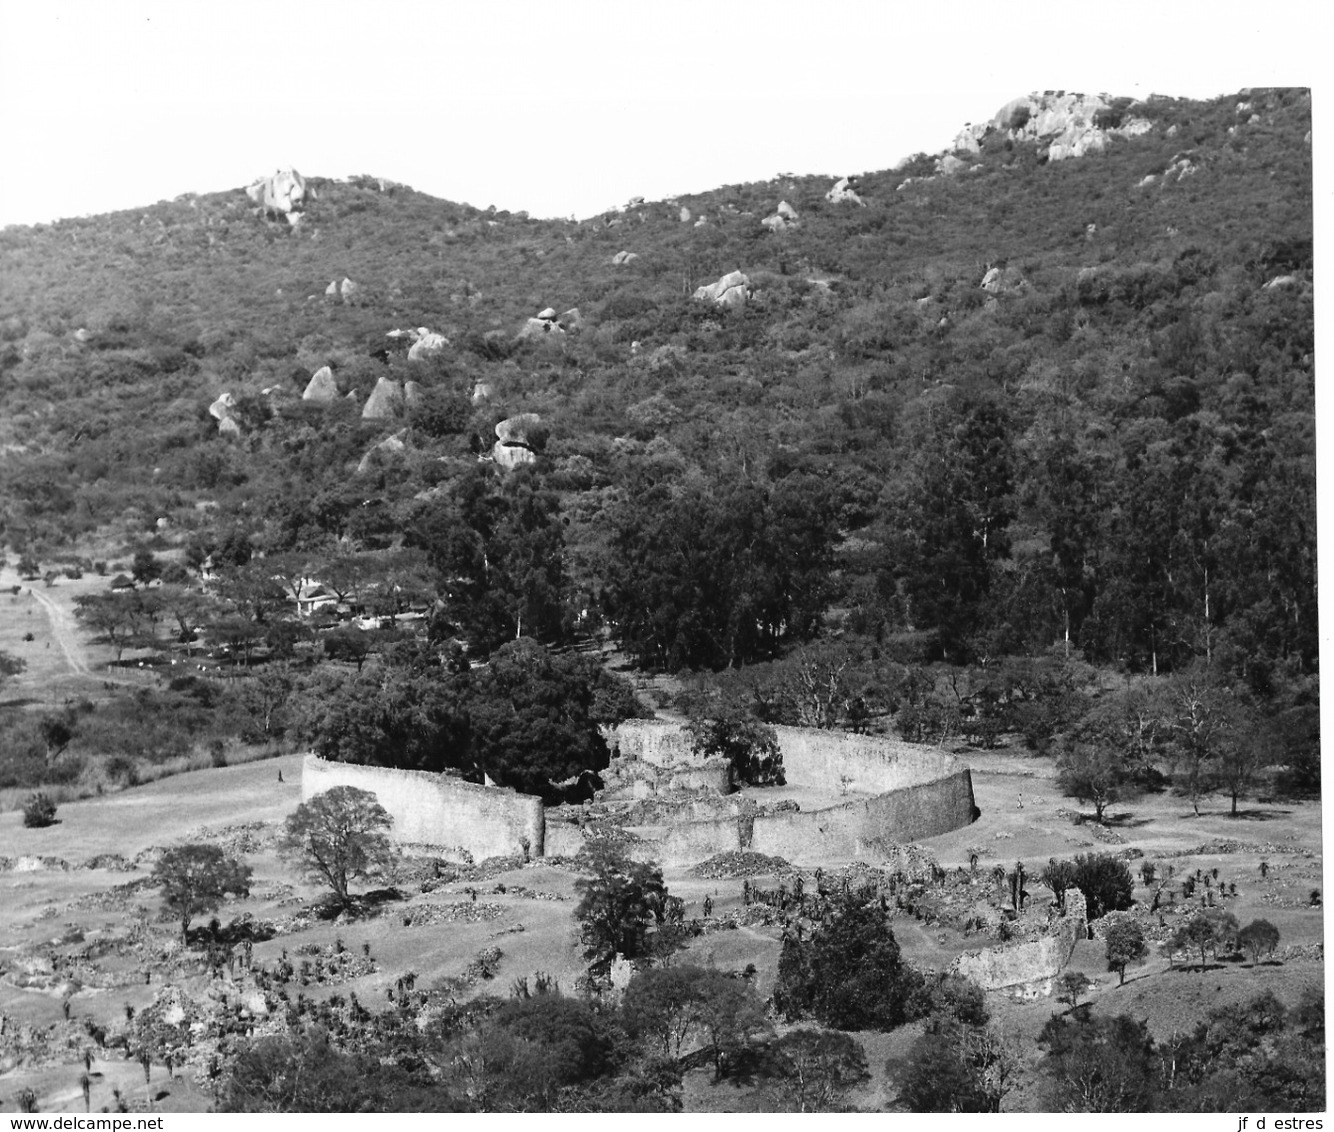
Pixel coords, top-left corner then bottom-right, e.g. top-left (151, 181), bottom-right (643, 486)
top-left (21, 582), bottom-right (148, 690)
top-left (27, 585), bottom-right (93, 676)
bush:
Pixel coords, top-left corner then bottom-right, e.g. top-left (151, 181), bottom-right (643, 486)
top-left (22, 792), bottom-right (58, 827)
top-left (1069, 853), bottom-right (1135, 919)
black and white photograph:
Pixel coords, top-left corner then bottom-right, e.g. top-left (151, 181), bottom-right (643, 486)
top-left (0, 0), bottom-right (1322, 1117)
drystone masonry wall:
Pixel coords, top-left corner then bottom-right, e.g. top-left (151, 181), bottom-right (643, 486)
top-left (302, 755), bottom-right (544, 861)
top-left (948, 889), bottom-right (1088, 997)
top-left (602, 722), bottom-right (977, 866)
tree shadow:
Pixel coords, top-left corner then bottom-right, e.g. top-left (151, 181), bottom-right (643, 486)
top-left (1223, 809), bottom-right (1292, 821)
top-left (1103, 813), bottom-right (1152, 829)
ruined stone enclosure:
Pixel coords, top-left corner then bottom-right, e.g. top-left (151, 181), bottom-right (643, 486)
top-left (303, 721), bottom-right (976, 866)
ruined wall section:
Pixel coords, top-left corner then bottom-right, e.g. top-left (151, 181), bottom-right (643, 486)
top-left (948, 889), bottom-right (1088, 996)
top-left (302, 755), bottom-right (544, 861)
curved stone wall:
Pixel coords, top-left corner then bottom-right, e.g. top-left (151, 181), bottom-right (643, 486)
top-left (302, 755), bottom-right (545, 861)
top-left (605, 722), bottom-right (977, 866)
top-left (300, 723), bottom-right (976, 867)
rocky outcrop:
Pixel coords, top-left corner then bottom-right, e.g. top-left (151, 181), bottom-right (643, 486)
top-left (302, 366), bottom-right (338, 403)
top-left (403, 381), bottom-right (424, 409)
top-left (679, 206), bottom-right (692, 223)
top-left (339, 278), bottom-right (361, 304)
top-left (361, 376), bottom-right (404, 420)
top-left (761, 200), bottom-right (800, 231)
top-left (209, 392), bottom-right (242, 437)
top-left (472, 382), bottom-right (494, 404)
top-left (357, 429), bottom-right (408, 474)
top-left (245, 168), bottom-right (307, 218)
top-left (825, 177), bottom-right (864, 205)
top-left (954, 93), bottom-right (1153, 163)
top-left (407, 328), bottom-right (449, 361)
top-left (517, 308), bottom-right (565, 340)
top-left (693, 270), bottom-right (752, 308)
top-left (612, 250), bottom-right (639, 265)
top-left (492, 413), bottom-right (543, 469)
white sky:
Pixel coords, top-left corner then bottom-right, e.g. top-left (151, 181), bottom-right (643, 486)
top-left (0, 0), bottom-right (1321, 226)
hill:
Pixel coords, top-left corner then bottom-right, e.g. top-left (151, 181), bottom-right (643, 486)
top-left (0, 85), bottom-right (1315, 787)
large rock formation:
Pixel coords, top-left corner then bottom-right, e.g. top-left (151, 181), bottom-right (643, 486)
top-left (302, 366), bottom-right (338, 403)
top-left (953, 93), bottom-right (1153, 163)
top-left (825, 177), bottom-right (865, 205)
top-left (361, 376), bottom-right (404, 420)
top-left (693, 270), bottom-right (752, 307)
top-left (245, 168), bottom-right (307, 219)
top-left (492, 413), bottom-right (543, 469)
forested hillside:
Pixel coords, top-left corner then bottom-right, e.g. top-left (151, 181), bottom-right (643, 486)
top-left (0, 87), bottom-right (1315, 802)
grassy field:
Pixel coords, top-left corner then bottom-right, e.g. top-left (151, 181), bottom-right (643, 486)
top-left (0, 738), bottom-right (1322, 1113)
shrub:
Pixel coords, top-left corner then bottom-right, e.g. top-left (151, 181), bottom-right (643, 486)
top-left (22, 792), bottom-right (58, 827)
top-left (1069, 853), bottom-right (1134, 919)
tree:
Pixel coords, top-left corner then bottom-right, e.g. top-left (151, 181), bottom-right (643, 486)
top-left (623, 966), bottom-right (703, 1058)
top-left (131, 548), bottom-right (162, 586)
top-left (1069, 853), bottom-right (1134, 920)
top-left (475, 992), bottom-right (615, 1110)
top-left (685, 708), bottom-right (784, 787)
top-left (465, 639), bottom-right (624, 798)
top-left (0, 649), bottom-right (24, 688)
top-left (774, 892), bottom-right (925, 1031)
top-left (1056, 738), bottom-right (1141, 824)
top-left (1104, 918), bottom-right (1148, 985)
top-left (277, 786), bottom-right (395, 910)
top-left (1169, 910), bottom-right (1239, 971)
top-left (1165, 671), bottom-right (1251, 816)
top-left (898, 1019), bottom-right (1021, 1113)
top-left (22, 792), bottom-right (58, 828)
top-left (153, 844), bottom-right (252, 942)
top-left (1038, 1012), bottom-right (1158, 1112)
top-left (1236, 918), bottom-right (1280, 964)
top-left (764, 1028), bottom-right (868, 1111)
top-left (572, 841), bottom-right (669, 968)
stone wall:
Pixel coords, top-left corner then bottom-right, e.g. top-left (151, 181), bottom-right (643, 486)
top-left (750, 769), bottom-right (978, 859)
top-left (948, 889), bottom-right (1088, 997)
top-left (602, 721), bottom-right (977, 865)
top-left (302, 756), bottom-right (545, 861)
top-left (773, 726), bottom-right (964, 793)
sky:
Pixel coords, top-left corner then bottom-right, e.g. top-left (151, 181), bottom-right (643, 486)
top-left (0, 0), bottom-right (1321, 226)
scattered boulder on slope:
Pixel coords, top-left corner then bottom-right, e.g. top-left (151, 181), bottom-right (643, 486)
top-left (517, 308), bottom-right (565, 340)
top-left (357, 429), bottom-right (408, 474)
top-left (761, 201), bottom-right (800, 231)
top-left (679, 205), bottom-right (692, 223)
top-left (209, 392), bottom-right (241, 437)
top-left (302, 366), bottom-right (338, 403)
top-left (403, 381), bottom-right (424, 409)
top-left (472, 382), bottom-right (494, 404)
top-left (693, 270), bottom-right (753, 307)
top-left (560, 307), bottom-right (584, 330)
top-left (361, 376), bottom-right (404, 420)
top-left (825, 177), bottom-right (865, 205)
top-left (612, 250), bottom-right (639, 265)
top-left (325, 280), bottom-right (339, 297)
top-left (339, 278), bottom-right (361, 304)
top-left (407, 328), bottom-right (449, 361)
